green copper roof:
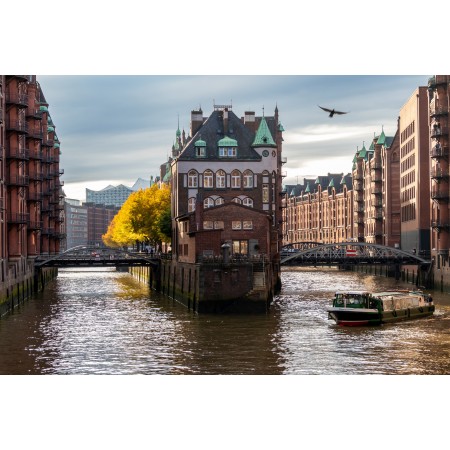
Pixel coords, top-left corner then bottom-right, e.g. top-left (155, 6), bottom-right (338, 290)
top-left (328, 179), bottom-right (335, 188)
top-left (54, 143), bottom-right (60, 148)
top-left (252, 116), bottom-right (276, 147)
top-left (377, 130), bottom-right (386, 145)
top-left (305, 182), bottom-right (311, 193)
top-left (358, 145), bottom-right (368, 160)
top-left (340, 175), bottom-right (346, 184)
top-left (39, 105), bottom-right (48, 112)
top-left (218, 136), bottom-right (238, 147)
top-left (369, 140), bottom-right (375, 151)
top-left (278, 123), bottom-right (285, 132)
top-left (47, 126), bottom-right (55, 132)
top-left (195, 138), bottom-right (206, 147)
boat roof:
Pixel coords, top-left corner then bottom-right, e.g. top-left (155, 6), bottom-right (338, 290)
top-left (335, 291), bottom-right (370, 295)
top-left (336, 290), bottom-right (424, 297)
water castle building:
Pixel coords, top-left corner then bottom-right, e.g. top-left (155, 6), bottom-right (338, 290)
top-left (164, 104), bottom-right (285, 312)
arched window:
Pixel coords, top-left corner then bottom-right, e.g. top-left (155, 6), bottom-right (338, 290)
top-left (215, 197), bottom-right (224, 206)
top-left (216, 169), bottom-right (226, 188)
top-left (188, 170), bottom-right (198, 188)
top-left (204, 197), bottom-right (215, 208)
top-left (188, 197), bottom-right (196, 212)
top-left (243, 197), bottom-right (253, 207)
top-left (243, 170), bottom-right (253, 188)
top-left (231, 170), bottom-right (241, 188)
top-left (232, 197), bottom-right (242, 204)
top-left (204, 170), bottom-right (213, 188)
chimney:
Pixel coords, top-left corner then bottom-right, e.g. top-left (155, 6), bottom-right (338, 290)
top-left (244, 111), bottom-right (256, 132)
top-left (223, 108), bottom-right (228, 135)
top-left (190, 109), bottom-right (203, 137)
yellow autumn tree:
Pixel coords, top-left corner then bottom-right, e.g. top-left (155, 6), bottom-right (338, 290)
top-left (102, 184), bottom-right (171, 248)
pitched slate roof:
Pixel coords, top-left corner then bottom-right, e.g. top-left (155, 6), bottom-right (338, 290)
top-left (178, 109), bottom-right (262, 161)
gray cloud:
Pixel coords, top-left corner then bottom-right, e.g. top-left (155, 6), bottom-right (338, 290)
top-left (38, 75), bottom-right (428, 199)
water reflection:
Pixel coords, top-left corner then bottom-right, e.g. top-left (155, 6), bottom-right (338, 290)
top-left (0, 266), bottom-right (449, 374)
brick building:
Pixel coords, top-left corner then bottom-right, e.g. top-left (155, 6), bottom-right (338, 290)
top-left (84, 202), bottom-right (120, 247)
top-left (282, 173), bottom-right (353, 245)
top-left (429, 75), bottom-right (450, 278)
top-left (352, 128), bottom-right (401, 247)
top-left (1, 75), bottom-right (64, 312)
top-left (165, 104), bottom-right (285, 312)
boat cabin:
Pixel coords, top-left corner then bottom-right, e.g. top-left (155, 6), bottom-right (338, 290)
top-left (333, 291), bottom-right (378, 309)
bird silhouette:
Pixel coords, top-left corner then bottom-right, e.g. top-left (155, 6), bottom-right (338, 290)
top-left (318, 105), bottom-right (349, 117)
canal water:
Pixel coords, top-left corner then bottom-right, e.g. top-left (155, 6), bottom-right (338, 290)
top-left (1, 266), bottom-right (450, 375)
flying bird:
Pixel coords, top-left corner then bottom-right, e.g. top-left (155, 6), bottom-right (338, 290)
top-left (318, 105), bottom-right (349, 118)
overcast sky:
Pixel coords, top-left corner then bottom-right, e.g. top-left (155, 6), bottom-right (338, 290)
top-left (36, 74), bottom-right (428, 200)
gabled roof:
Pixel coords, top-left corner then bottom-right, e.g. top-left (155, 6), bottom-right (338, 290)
top-left (252, 116), bottom-right (276, 147)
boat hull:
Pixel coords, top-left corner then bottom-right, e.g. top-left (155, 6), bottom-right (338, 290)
top-left (328, 305), bottom-right (435, 326)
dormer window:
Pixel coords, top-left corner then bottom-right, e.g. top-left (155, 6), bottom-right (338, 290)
top-left (195, 138), bottom-right (206, 158)
top-left (219, 147), bottom-right (237, 157)
top-left (218, 136), bottom-right (238, 158)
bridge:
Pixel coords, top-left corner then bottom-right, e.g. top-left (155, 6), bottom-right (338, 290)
top-left (280, 242), bottom-right (432, 267)
top-left (34, 245), bottom-right (159, 269)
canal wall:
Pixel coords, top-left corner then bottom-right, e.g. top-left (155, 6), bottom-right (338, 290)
top-left (129, 259), bottom-right (275, 313)
top-left (0, 258), bottom-right (58, 318)
top-left (348, 264), bottom-right (432, 290)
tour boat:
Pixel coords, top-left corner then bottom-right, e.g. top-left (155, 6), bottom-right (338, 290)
top-left (327, 290), bottom-right (435, 326)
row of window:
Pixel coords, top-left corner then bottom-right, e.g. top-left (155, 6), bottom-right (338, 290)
top-left (188, 169), bottom-right (254, 188)
top-left (401, 121), bottom-right (415, 144)
top-left (188, 196), bottom-right (254, 211)
top-left (203, 220), bottom-right (253, 230)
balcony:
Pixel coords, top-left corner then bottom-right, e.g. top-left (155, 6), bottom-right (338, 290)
top-left (428, 75), bottom-right (450, 89)
top-left (374, 211), bottom-right (384, 220)
top-left (8, 213), bottom-right (30, 224)
top-left (27, 127), bottom-right (43, 140)
top-left (28, 149), bottom-right (43, 160)
top-left (430, 144), bottom-right (449, 159)
top-left (431, 188), bottom-right (450, 201)
top-left (431, 125), bottom-right (448, 138)
top-left (372, 187), bottom-right (382, 195)
top-left (26, 108), bottom-right (43, 119)
top-left (371, 173), bottom-right (382, 182)
top-left (28, 221), bottom-right (43, 230)
top-left (431, 221), bottom-right (450, 230)
top-left (29, 171), bottom-right (44, 181)
top-left (27, 192), bottom-right (43, 202)
top-left (431, 167), bottom-right (450, 180)
top-left (7, 174), bottom-right (29, 186)
top-left (5, 118), bottom-right (28, 134)
top-left (5, 92), bottom-right (28, 108)
top-left (6, 146), bottom-right (29, 160)
top-left (42, 138), bottom-right (54, 147)
top-left (370, 161), bottom-right (382, 170)
top-left (430, 105), bottom-right (449, 118)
